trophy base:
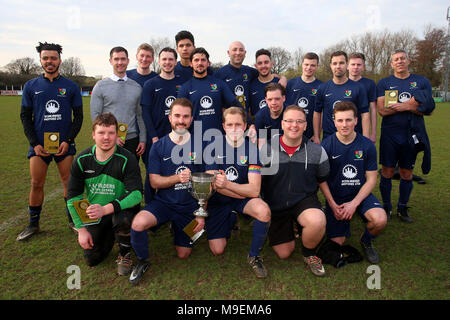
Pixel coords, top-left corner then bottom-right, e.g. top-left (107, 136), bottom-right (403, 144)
top-left (193, 208), bottom-right (209, 218)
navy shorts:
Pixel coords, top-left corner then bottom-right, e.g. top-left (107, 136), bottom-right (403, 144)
top-left (206, 198), bottom-right (250, 240)
top-left (379, 132), bottom-right (416, 170)
top-left (325, 193), bottom-right (382, 239)
top-left (143, 199), bottom-right (198, 248)
top-left (27, 144), bottom-right (76, 165)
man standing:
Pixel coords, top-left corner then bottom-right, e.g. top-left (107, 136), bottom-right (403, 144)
top-left (126, 43), bottom-right (158, 87)
top-left (347, 52), bottom-right (377, 143)
top-left (129, 98), bottom-right (205, 285)
top-left (174, 30), bottom-right (213, 84)
top-left (319, 102), bottom-right (386, 264)
top-left (18, 41), bottom-right (83, 241)
top-left (285, 52), bottom-right (322, 140)
top-left (248, 49), bottom-right (280, 117)
top-left (177, 47), bottom-right (242, 135)
top-left (90, 46), bottom-right (146, 160)
top-left (214, 41), bottom-right (260, 114)
top-left (67, 113), bottom-right (143, 274)
top-left (141, 47), bottom-right (183, 203)
top-left (376, 49), bottom-right (434, 222)
top-left (313, 51), bottom-right (369, 143)
top-left (254, 83), bottom-right (285, 148)
top-left (205, 107), bottom-right (271, 278)
top-left (261, 105), bottom-right (330, 277)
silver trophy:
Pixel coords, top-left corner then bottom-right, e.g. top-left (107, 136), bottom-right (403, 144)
top-left (189, 172), bottom-right (216, 217)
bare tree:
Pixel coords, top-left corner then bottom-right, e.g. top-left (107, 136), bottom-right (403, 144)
top-left (5, 57), bottom-right (40, 75)
top-left (148, 37), bottom-right (175, 73)
top-left (411, 25), bottom-right (447, 87)
top-left (60, 57), bottom-right (85, 77)
top-left (290, 47), bottom-right (304, 70)
top-left (268, 46), bottom-right (292, 75)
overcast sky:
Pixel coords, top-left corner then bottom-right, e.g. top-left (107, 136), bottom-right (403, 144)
top-left (0, 0), bottom-right (448, 77)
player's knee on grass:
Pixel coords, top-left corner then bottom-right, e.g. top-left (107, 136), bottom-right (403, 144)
top-left (272, 241), bottom-right (294, 259)
top-left (209, 239), bottom-right (227, 256)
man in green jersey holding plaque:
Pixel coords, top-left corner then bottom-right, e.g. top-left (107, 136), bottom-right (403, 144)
top-left (67, 113), bottom-right (143, 275)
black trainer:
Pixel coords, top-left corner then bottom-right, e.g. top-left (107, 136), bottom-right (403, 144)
top-left (383, 205), bottom-right (392, 221)
top-left (360, 240), bottom-right (380, 264)
top-left (129, 259), bottom-right (150, 285)
top-left (16, 223), bottom-right (40, 241)
top-left (397, 206), bottom-right (412, 223)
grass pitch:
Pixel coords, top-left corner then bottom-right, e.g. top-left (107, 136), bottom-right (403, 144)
top-left (0, 96), bottom-right (448, 300)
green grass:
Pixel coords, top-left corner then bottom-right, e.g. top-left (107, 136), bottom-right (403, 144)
top-left (0, 96), bottom-right (448, 300)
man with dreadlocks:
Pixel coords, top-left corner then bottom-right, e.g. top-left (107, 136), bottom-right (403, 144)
top-left (17, 41), bottom-right (83, 241)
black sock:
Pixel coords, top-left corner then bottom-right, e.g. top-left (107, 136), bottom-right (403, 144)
top-left (29, 205), bottom-right (42, 226)
top-left (302, 245), bottom-right (317, 258)
top-left (64, 197), bottom-right (74, 224)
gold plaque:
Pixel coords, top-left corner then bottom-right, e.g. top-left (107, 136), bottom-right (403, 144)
top-left (183, 219), bottom-right (204, 244)
top-left (44, 132), bottom-right (59, 154)
top-left (384, 90), bottom-right (398, 108)
top-left (117, 123), bottom-right (128, 141)
top-left (72, 199), bottom-right (100, 226)
top-left (237, 94), bottom-right (246, 109)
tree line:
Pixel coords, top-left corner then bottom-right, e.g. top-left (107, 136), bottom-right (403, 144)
top-left (1, 26), bottom-right (447, 90)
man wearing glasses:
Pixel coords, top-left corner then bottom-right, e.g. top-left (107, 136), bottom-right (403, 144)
top-left (261, 105), bottom-right (330, 277)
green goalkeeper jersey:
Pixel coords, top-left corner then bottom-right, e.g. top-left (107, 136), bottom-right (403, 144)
top-left (67, 145), bottom-right (143, 229)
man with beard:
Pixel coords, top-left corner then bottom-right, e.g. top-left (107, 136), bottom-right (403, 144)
top-left (178, 47), bottom-right (243, 135)
top-left (129, 98), bottom-right (206, 285)
top-left (313, 51), bottom-right (370, 143)
top-left (18, 41), bottom-right (83, 241)
top-left (67, 113), bottom-right (143, 275)
top-left (248, 49), bottom-right (280, 118)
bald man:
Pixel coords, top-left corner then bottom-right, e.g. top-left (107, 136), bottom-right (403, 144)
top-left (215, 42), bottom-right (287, 140)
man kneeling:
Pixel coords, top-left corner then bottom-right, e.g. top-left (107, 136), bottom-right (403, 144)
top-left (319, 101), bottom-right (387, 264)
top-left (67, 113), bottom-right (143, 275)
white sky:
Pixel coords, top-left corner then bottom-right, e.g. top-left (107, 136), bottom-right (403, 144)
top-left (0, 0), bottom-right (448, 77)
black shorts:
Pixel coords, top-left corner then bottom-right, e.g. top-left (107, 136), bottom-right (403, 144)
top-left (268, 193), bottom-right (323, 247)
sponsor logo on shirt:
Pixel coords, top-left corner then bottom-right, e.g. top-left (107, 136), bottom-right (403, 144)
top-left (165, 96), bottom-right (176, 108)
top-left (341, 164), bottom-right (361, 186)
top-left (259, 99), bottom-right (267, 109)
top-left (399, 92), bottom-right (411, 103)
top-left (225, 167), bottom-right (238, 181)
top-left (46, 100), bottom-right (60, 114)
top-left (297, 97), bottom-right (308, 109)
top-left (44, 100), bottom-right (62, 121)
top-left (200, 96), bottom-right (213, 109)
top-left (342, 164), bottom-right (357, 179)
top-left (174, 166), bottom-right (190, 190)
top-left (234, 85), bottom-right (244, 96)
